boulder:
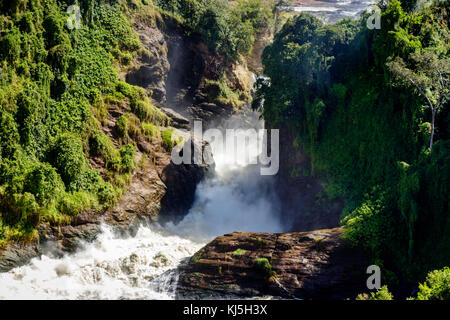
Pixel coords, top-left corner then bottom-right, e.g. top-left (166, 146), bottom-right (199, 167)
top-left (177, 228), bottom-right (368, 299)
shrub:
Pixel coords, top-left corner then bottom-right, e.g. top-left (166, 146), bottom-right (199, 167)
top-left (119, 144), bottom-right (136, 173)
top-left (50, 133), bottom-right (87, 189)
top-left (232, 248), bottom-right (246, 257)
top-left (161, 129), bottom-right (174, 151)
top-left (0, 111), bottom-right (20, 158)
top-left (116, 113), bottom-right (141, 140)
top-left (97, 183), bottom-right (117, 208)
top-left (24, 162), bottom-right (64, 206)
top-left (254, 257), bottom-right (273, 278)
top-left (0, 192), bottom-right (39, 226)
top-left (415, 267), bottom-right (450, 300)
top-left (132, 99), bottom-right (168, 125)
top-left (0, 28), bottom-right (21, 64)
top-left (116, 114), bottom-right (129, 138)
top-left (356, 286), bottom-right (394, 300)
top-left (142, 122), bottom-right (160, 139)
top-left (70, 169), bottom-right (104, 194)
top-left (89, 130), bottom-right (121, 172)
top-left (57, 191), bottom-right (97, 217)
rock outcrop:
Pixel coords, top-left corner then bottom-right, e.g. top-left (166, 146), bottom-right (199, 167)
top-left (127, 15), bottom-right (254, 125)
top-left (0, 243), bottom-right (40, 273)
top-left (159, 139), bottom-right (214, 223)
top-left (275, 126), bottom-right (344, 232)
top-left (177, 228), bottom-right (368, 299)
top-left (125, 23), bottom-right (170, 104)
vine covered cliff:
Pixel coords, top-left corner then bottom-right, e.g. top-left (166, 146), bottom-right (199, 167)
top-left (254, 0), bottom-right (449, 283)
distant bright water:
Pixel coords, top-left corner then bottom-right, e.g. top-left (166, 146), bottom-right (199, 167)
top-left (287, 0), bottom-right (378, 23)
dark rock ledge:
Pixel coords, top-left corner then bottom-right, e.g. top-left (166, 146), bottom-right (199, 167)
top-left (176, 228), bottom-right (369, 300)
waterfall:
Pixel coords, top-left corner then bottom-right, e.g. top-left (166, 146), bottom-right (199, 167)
top-left (0, 110), bottom-right (282, 300)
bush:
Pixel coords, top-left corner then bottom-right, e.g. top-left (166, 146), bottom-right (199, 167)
top-left (132, 99), bottom-right (168, 125)
top-left (254, 257), bottom-right (273, 278)
top-left (70, 169), bottom-right (104, 194)
top-left (97, 183), bottom-right (117, 208)
top-left (57, 191), bottom-right (97, 217)
top-left (50, 133), bottom-right (87, 189)
top-left (89, 130), bottom-right (117, 158)
top-left (356, 286), bottom-right (394, 300)
top-left (161, 129), bottom-right (174, 151)
top-left (0, 192), bottom-right (39, 226)
top-left (0, 28), bottom-right (21, 64)
top-left (142, 122), bottom-right (160, 139)
top-left (116, 113), bottom-right (141, 140)
top-left (232, 248), bottom-right (246, 257)
top-left (24, 162), bottom-right (64, 206)
top-left (119, 144), bottom-right (136, 173)
top-left (415, 267), bottom-right (450, 300)
top-left (155, 0), bottom-right (272, 59)
top-left (0, 111), bottom-right (20, 158)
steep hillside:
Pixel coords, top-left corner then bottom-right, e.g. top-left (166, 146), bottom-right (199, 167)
top-left (255, 0), bottom-right (449, 283)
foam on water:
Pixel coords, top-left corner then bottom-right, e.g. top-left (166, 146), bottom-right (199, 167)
top-left (0, 111), bottom-right (283, 300)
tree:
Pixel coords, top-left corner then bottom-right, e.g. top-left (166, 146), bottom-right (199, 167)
top-left (387, 51), bottom-right (449, 150)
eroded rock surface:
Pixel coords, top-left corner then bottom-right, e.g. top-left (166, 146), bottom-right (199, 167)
top-left (177, 228), bottom-right (368, 299)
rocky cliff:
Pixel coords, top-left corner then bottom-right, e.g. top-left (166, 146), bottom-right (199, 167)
top-left (276, 126), bottom-right (344, 232)
top-left (125, 14), bottom-right (254, 126)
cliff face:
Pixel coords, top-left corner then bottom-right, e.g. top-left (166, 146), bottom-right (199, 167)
top-left (177, 228), bottom-right (368, 299)
top-left (125, 15), bottom-right (254, 125)
top-left (276, 126), bottom-right (344, 232)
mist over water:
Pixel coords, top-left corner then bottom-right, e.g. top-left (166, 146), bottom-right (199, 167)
top-left (164, 111), bottom-right (283, 242)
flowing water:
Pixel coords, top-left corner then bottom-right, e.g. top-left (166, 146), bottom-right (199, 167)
top-left (0, 111), bottom-right (283, 300)
top-left (0, 1), bottom-right (375, 300)
top-left (288, 0), bottom-right (378, 23)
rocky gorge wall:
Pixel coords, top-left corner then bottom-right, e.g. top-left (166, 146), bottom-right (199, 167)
top-left (276, 125), bottom-right (344, 232)
top-left (124, 14), bottom-right (255, 126)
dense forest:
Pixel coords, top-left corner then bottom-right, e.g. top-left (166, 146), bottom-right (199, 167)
top-left (254, 0), bottom-right (449, 298)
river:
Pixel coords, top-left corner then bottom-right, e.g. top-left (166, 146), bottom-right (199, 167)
top-left (0, 111), bottom-right (283, 299)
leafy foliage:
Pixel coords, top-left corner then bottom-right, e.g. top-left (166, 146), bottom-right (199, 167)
top-left (414, 267), bottom-right (450, 300)
top-left (154, 0), bottom-right (274, 59)
top-left (356, 285), bottom-right (394, 300)
top-left (0, 0), bottom-right (169, 245)
top-left (256, 1), bottom-right (449, 279)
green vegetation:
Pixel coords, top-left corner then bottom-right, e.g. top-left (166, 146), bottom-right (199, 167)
top-left (255, 0), bottom-right (449, 282)
top-left (254, 257), bottom-right (275, 278)
top-left (356, 267), bottom-right (450, 300)
top-left (414, 267), bottom-right (450, 300)
top-left (356, 286), bottom-right (394, 300)
top-left (232, 248), bottom-right (246, 257)
top-left (154, 0), bottom-right (274, 59)
top-left (161, 129), bottom-right (174, 151)
top-left (0, 0), bottom-right (170, 246)
top-left (0, 0), bottom-right (261, 247)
